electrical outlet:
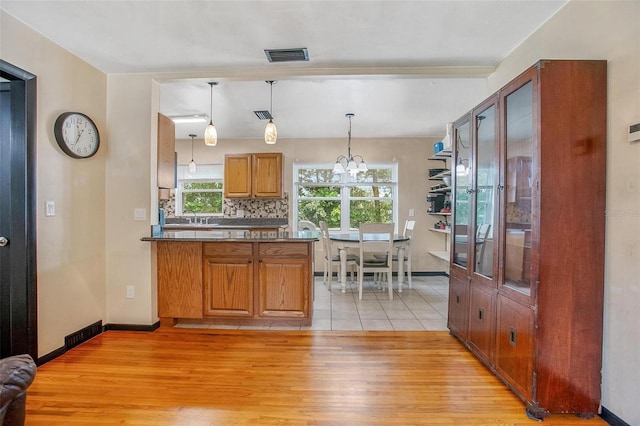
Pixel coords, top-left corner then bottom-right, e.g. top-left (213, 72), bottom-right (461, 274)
top-left (409, 209), bottom-right (415, 217)
top-left (126, 285), bottom-right (135, 299)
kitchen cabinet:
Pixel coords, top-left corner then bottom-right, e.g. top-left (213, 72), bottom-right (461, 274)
top-left (155, 239), bottom-right (313, 327)
top-left (224, 152), bottom-right (283, 198)
top-left (447, 60), bottom-right (607, 419)
top-left (157, 113), bottom-right (176, 189)
top-left (203, 242), bottom-right (254, 317)
top-left (258, 243), bottom-right (311, 319)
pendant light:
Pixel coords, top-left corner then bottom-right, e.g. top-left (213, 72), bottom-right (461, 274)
top-left (188, 134), bottom-right (197, 174)
top-left (204, 82), bottom-right (218, 146)
top-left (264, 80), bottom-right (277, 144)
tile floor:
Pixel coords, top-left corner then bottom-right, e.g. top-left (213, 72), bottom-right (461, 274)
top-left (177, 275), bottom-right (450, 331)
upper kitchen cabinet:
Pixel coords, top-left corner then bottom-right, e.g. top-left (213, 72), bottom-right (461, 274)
top-left (224, 153), bottom-right (283, 198)
top-left (157, 113), bottom-right (176, 189)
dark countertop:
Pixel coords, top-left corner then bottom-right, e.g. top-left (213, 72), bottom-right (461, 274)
top-left (162, 217), bottom-right (288, 230)
top-left (142, 230), bottom-right (319, 242)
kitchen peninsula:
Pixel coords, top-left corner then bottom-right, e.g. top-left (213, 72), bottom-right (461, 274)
top-left (142, 230), bottom-right (318, 327)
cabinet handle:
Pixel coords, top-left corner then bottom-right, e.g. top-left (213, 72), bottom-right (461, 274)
top-left (498, 184), bottom-right (505, 190)
top-left (456, 295), bottom-right (460, 304)
top-left (478, 308), bottom-right (484, 321)
top-left (248, 259), bottom-right (252, 264)
top-left (509, 327), bottom-right (517, 346)
top-left (259, 259), bottom-right (263, 263)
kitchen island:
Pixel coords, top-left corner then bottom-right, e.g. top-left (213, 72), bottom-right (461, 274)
top-left (142, 230), bottom-right (318, 327)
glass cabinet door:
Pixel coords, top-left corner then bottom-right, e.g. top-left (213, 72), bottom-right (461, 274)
top-left (452, 117), bottom-right (472, 269)
top-left (473, 103), bottom-right (497, 279)
top-left (502, 80), bottom-right (534, 296)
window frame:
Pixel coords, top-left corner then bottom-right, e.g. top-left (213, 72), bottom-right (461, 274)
top-left (175, 165), bottom-right (224, 217)
top-left (293, 162), bottom-right (398, 232)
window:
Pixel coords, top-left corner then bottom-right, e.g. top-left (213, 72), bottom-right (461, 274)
top-left (175, 165), bottom-right (224, 216)
top-left (294, 163), bottom-right (397, 231)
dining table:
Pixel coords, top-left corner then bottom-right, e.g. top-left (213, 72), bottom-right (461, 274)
top-left (329, 233), bottom-right (410, 294)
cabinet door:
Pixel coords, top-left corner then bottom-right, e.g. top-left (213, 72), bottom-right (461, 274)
top-left (472, 100), bottom-right (499, 282)
top-left (257, 242), bottom-right (310, 318)
top-left (452, 116), bottom-right (472, 271)
top-left (157, 242), bottom-right (202, 319)
top-left (252, 153), bottom-right (282, 198)
top-left (500, 77), bottom-right (535, 298)
top-left (495, 294), bottom-right (534, 401)
top-left (203, 243), bottom-right (254, 317)
top-left (258, 258), bottom-right (309, 318)
top-left (447, 273), bottom-right (469, 339)
top-left (467, 286), bottom-right (495, 365)
top-left (224, 154), bottom-right (252, 198)
top-left (157, 113), bottom-right (175, 189)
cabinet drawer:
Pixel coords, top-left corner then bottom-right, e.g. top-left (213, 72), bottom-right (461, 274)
top-left (203, 242), bottom-right (253, 257)
top-left (259, 242), bottom-right (308, 257)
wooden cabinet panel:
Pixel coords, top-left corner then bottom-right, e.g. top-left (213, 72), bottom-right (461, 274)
top-left (157, 242), bottom-right (202, 319)
top-left (495, 294), bottom-right (534, 401)
top-left (157, 113), bottom-right (175, 189)
top-left (467, 285), bottom-right (495, 365)
top-left (252, 153), bottom-right (282, 198)
top-left (203, 254), bottom-right (253, 317)
top-left (224, 154), bottom-right (252, 198)
top-left (258, 258), bottom-right (309, 318)
top-left (447, 273), bottom-right (469, 340)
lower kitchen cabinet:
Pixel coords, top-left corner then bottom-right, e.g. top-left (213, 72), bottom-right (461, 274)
top-left (156, 240), bottom-right (314, 326)
top-left (203, 242), bottom-right (254, 317)
top-left (258, 243), bottom-right (311, 318)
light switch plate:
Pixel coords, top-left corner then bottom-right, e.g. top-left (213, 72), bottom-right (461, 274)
top-left (45, 201), bottom-right (55, 217)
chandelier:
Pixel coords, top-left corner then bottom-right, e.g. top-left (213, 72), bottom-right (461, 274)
top-left (332, 113), bottom-right (367, 177)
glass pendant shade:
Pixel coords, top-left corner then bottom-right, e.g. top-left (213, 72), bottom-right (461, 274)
top-left (188, 133), bottom-right (197, 173)
top-left (264, 120), bottom-right (277, 144)
top-left (204, 121), bottom-right (217, 146)
top-left (204, 82), bottom-right (218, 146)
top-left (333, 162), bottom-right (345, 174)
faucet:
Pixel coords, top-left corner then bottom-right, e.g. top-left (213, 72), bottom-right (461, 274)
top-left (184, 210), bottom-right (197, 224)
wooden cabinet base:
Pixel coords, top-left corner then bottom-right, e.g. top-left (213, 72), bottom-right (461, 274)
top-left (156, 240), bottom-right (314, 328)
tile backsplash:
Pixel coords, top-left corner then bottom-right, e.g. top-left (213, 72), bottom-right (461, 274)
top-left (159, 192), bottom-right (288, 219)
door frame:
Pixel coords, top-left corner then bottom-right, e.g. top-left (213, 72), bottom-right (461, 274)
top-left (0, 59), bottom-right (38, 359)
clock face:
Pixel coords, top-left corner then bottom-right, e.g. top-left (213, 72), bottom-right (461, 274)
top-left (54, 112), bottom-right (100, 158)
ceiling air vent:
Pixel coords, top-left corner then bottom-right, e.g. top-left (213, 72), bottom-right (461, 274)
top-left (264, 48), bottom-right (309, 63)
top-left (254, 110), bottom-right (273, 120)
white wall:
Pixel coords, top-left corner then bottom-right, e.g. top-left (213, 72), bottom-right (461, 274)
top-left (488, 1), bottom-right (640, 423)
top-left (1, 11), bottom-right (107, 356)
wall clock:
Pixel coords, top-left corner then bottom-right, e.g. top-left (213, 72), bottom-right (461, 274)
top-left (53, 112), bottom-right (100, 158)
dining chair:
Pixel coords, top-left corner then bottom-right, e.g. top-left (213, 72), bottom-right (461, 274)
top-left (375, 219), bottom-right (415, 289)
top-left (319, 220), bottom-right (357, 291)
top-left (356, 222), bottom-right (395, 300)
top-left (298, 220), bottom-right (317, 231)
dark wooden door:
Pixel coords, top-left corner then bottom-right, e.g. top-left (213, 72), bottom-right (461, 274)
top-left (0, 60), bottom-right (37, 359)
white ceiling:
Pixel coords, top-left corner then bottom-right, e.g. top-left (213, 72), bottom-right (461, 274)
top-left (1, 0), bottom-right (567, 140)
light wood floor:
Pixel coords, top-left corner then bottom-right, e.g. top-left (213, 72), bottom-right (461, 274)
top-left (26, 329), bottom-right (607, 425)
